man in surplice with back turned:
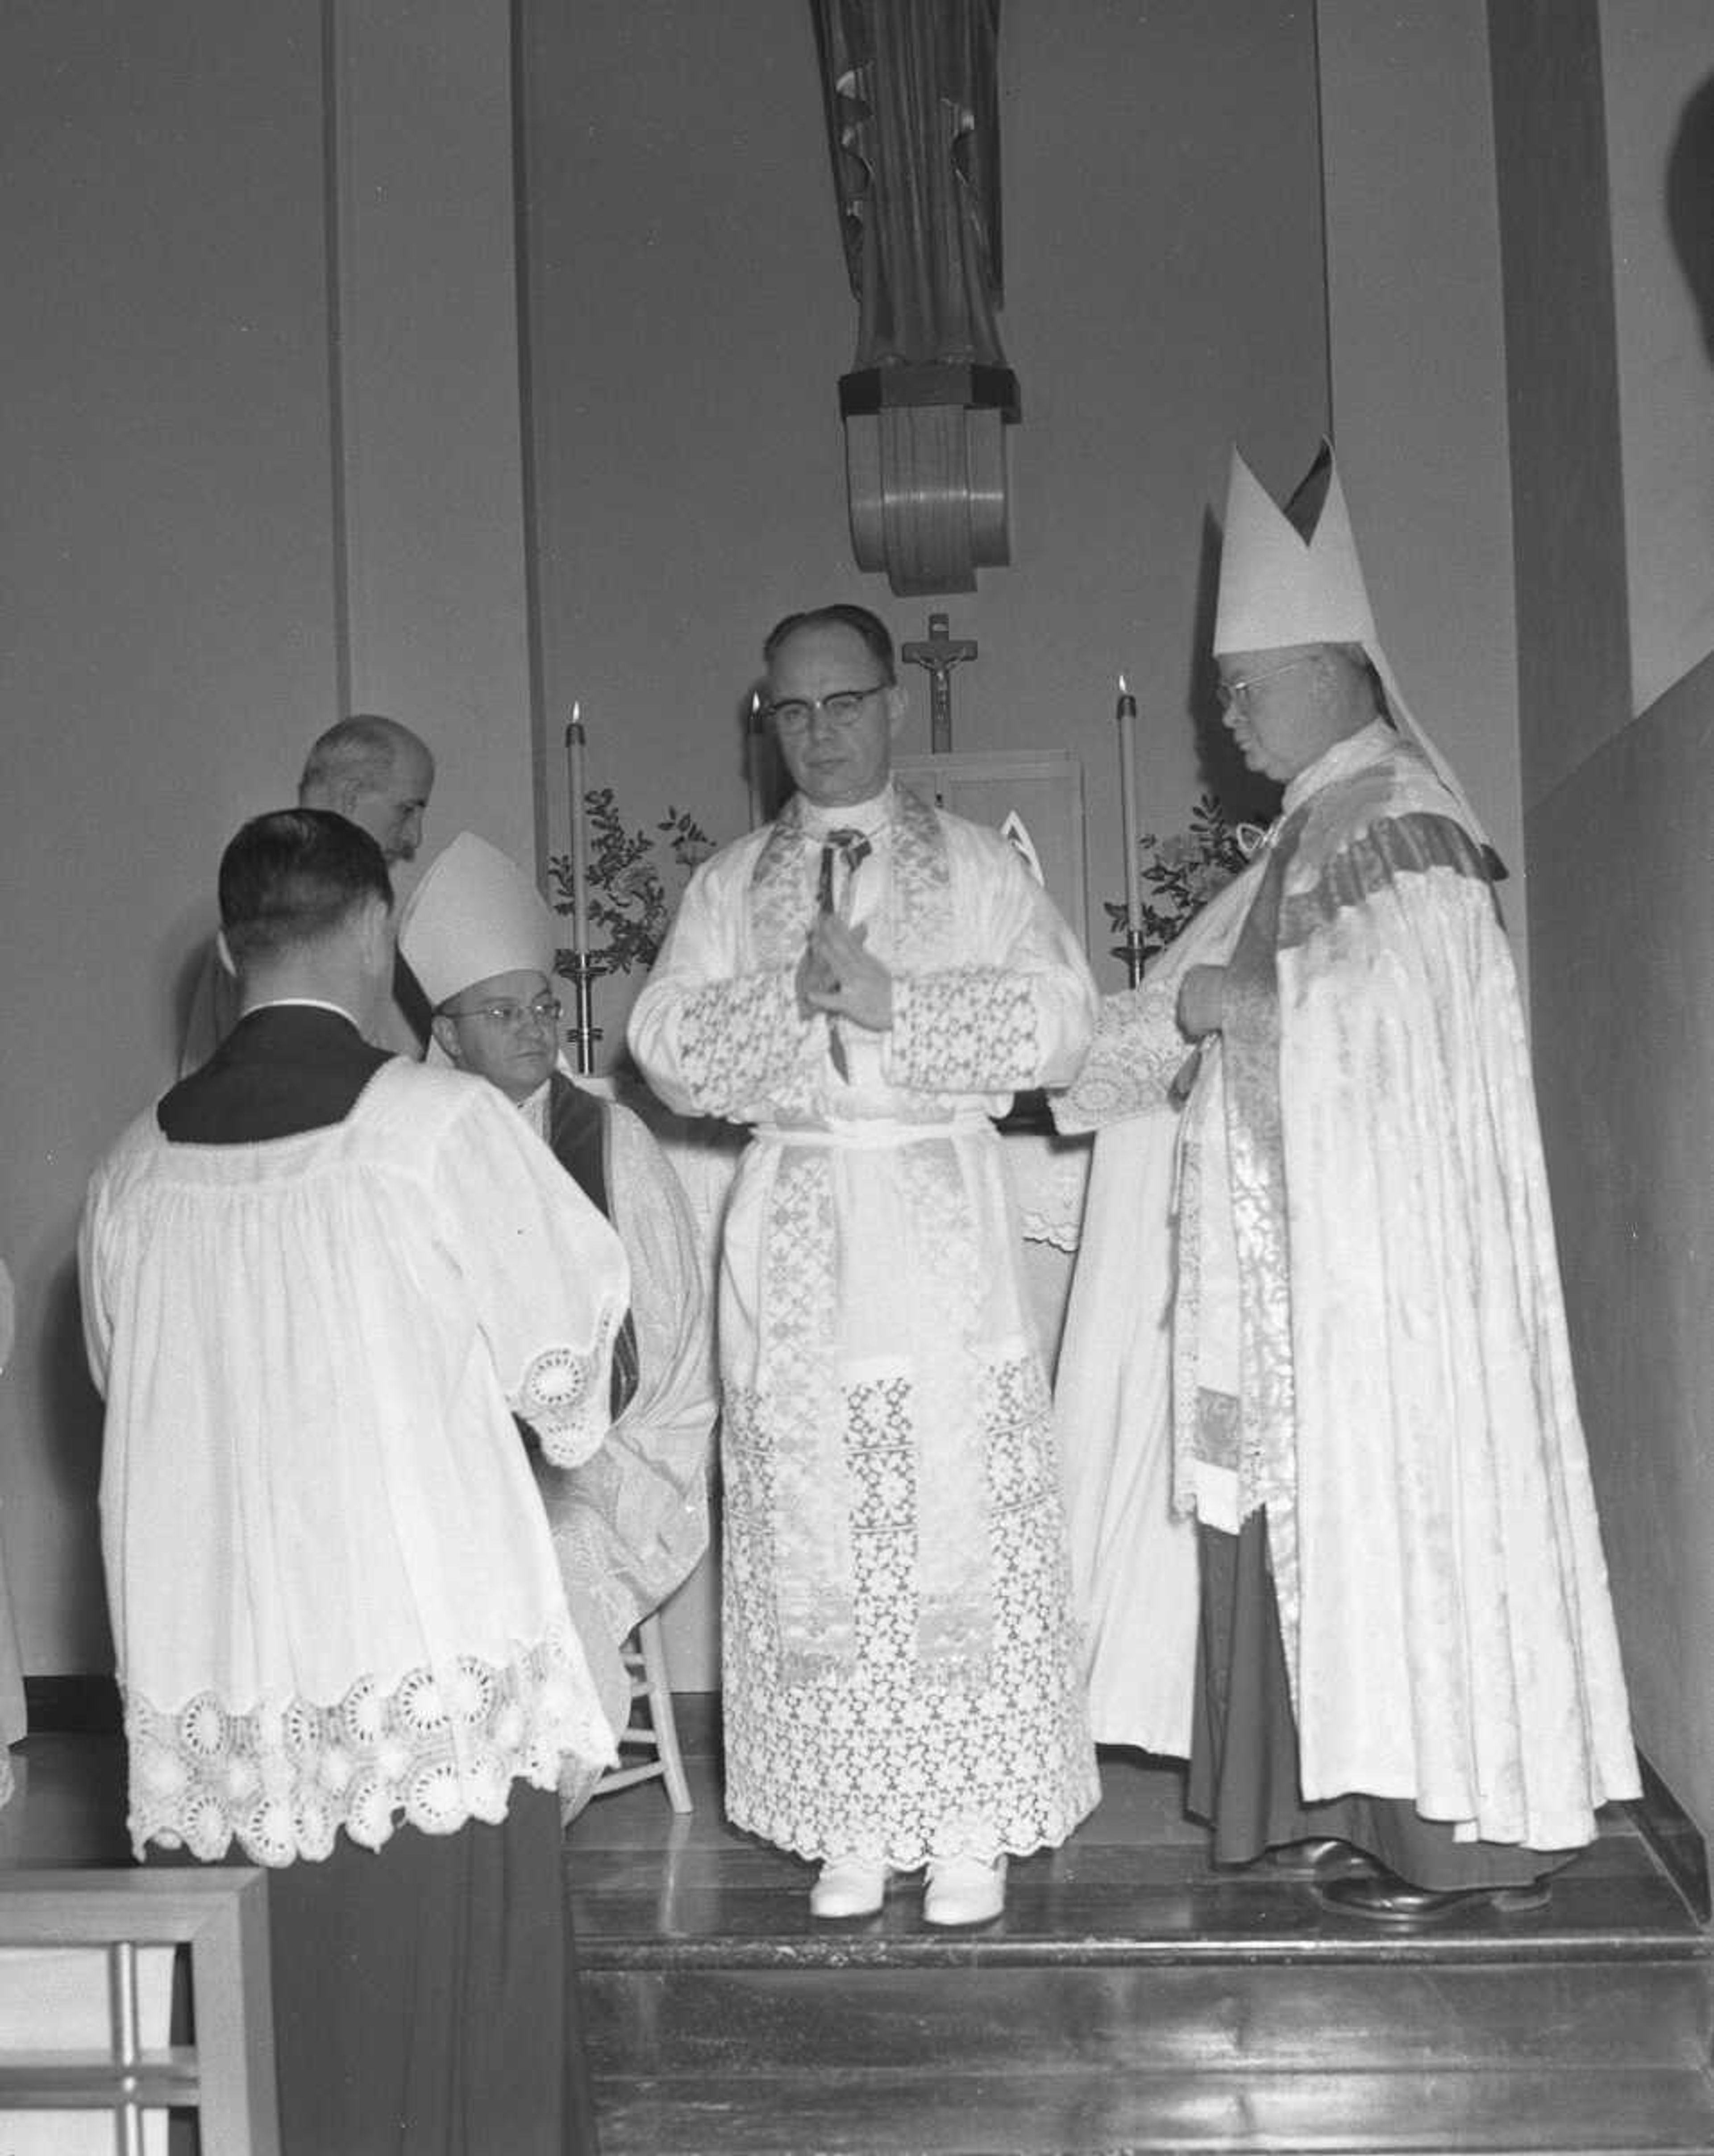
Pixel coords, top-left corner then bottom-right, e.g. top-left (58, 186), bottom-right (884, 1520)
top-left (82, 807), bottom-right (629, 2152)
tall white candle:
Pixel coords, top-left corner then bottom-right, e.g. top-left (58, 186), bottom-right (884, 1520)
top-left (747, 689), bottom-right (765, 830)
top-left (1116, 672), bottom-right (1142, 930)
top-left (565, 702), bottom-right (591, 959)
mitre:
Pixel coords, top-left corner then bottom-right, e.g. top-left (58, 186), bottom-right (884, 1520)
top-left (398, 830), bottom-right (558, 1011)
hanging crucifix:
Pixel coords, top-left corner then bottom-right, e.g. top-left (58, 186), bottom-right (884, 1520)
top-left (901, 612), bottom-right (977, 753)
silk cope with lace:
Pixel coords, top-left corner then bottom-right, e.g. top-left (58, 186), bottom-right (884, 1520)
top-left (1059, 723), bottom-right (1637, 1851)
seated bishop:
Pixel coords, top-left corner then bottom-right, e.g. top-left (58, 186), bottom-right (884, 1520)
top-left (400, 831), bottom-right (716, 1814)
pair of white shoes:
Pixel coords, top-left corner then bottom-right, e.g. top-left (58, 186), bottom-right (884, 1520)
top-left (810, 1854), bottom-right (1007, 1926)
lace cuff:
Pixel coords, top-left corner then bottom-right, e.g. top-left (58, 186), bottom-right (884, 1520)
top-left (889, 970), bottom-right (1038, 1094)
top-left (1054, 982), bottom-right (1186, 1132)
top-left (123, 1627), bottom-right (612, 1868)
top-left (678, 971), bottom-right (813, 1115)
top-left (519, 1327), bottom-right (618, 1469)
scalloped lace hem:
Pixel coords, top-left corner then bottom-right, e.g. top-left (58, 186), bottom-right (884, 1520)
top-left (124, 1632), bottom-right (611, 1867)
top-left (726, 1793), bottom-right (1101, 1873)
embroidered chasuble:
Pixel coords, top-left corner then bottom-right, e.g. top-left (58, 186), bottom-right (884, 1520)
top-left (630, 781), bottom-right (1101, 1866)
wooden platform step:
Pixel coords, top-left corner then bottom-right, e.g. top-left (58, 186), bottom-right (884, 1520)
top-left (570, 1739), bottom-right (1714, 2156)
top-left (583, 1929), bottom-right (1714, 2153)
top-left (592, 2062), bottom-right (1714, 2156)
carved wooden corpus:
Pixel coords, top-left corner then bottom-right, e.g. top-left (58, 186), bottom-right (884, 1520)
top-left (813, 1), bottom-right (1018, 596)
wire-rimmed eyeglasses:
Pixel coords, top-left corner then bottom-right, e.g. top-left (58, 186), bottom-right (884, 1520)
top-left (444, 995), bottom-right (562, 1030)
top-left (1215, 655), bottom-right (1318, 716)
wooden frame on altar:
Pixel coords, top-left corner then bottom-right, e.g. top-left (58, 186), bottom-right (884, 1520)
top-left (894, 749), bottom-right (1089, 950)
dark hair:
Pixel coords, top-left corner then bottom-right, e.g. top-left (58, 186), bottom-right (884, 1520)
top-left (762, 604), bottom-right (895, 680)
top-left (219, 809), bottom-right (393, 967)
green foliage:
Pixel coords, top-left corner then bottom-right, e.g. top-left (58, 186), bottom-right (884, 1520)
top-left (1102, 793), bottom-right (1252, 963)
top-left (547, 789), bottom-right (714, 977)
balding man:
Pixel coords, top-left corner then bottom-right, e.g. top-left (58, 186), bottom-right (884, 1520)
top-left (178, 714), bottom-right (436, 1071)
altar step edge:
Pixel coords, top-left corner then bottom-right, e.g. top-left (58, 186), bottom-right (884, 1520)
top-left (585, 1932), bottom-right (1714, 2154)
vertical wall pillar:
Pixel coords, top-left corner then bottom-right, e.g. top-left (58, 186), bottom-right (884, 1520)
top-left (326, 0), bottom-right (538, 874)
top-left (1315, 0), bottom-right (1525, 958)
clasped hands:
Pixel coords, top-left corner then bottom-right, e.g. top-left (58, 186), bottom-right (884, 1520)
top-left (797, 914), bottom-right (894, 1032)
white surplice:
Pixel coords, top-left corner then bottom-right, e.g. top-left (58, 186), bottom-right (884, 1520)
top-left (79, 1061), bottom-right (631, 1864)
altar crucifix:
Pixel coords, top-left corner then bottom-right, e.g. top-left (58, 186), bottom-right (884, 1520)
top-left (901, 612), bottom-right (977, 753)
top-left (893, 610), bottom-right (1088, 950)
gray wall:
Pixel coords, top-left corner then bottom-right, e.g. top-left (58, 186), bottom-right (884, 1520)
top-left (1497, 0), bottom-right (1714, 1849)
top-left (0, 0), bottom-right (536, 1675)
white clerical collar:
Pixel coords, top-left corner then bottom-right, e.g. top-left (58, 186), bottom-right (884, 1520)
top-left (241, 995), bottom-right (366, 1028)
top-left (1282, 719), bottom-right (1395, 816)
top-left (800, 783), bottom-right (893, 843)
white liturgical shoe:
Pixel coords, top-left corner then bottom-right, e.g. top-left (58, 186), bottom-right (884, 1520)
top-left (924, 1855), bottom-right (1007, 1927)
top-left (810, 1857), bottom-right (888, 1919)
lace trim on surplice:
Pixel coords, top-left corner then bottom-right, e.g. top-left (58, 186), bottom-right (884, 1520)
top-left (124, 1624), bottom-right (599, 1867)
top-left (720, 1327), bottom-right (1092, 1865)
top-left (1054, 979), bottom-right (1187, 1132)
top-left (516, 1311), bottom-right (626, 1467)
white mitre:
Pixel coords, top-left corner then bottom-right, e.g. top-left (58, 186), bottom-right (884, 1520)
top-left (1213, 444), bottom-right (1493, 856)
top-left (397, 830), bottom-right (558, 1011)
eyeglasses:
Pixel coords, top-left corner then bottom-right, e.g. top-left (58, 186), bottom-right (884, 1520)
top-left (764, 684), bottom-right (890, 735)
top-left (445, 995), bottom-right (562, 1030)
top-left (1215, 656), bottom-right (1318, 716)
